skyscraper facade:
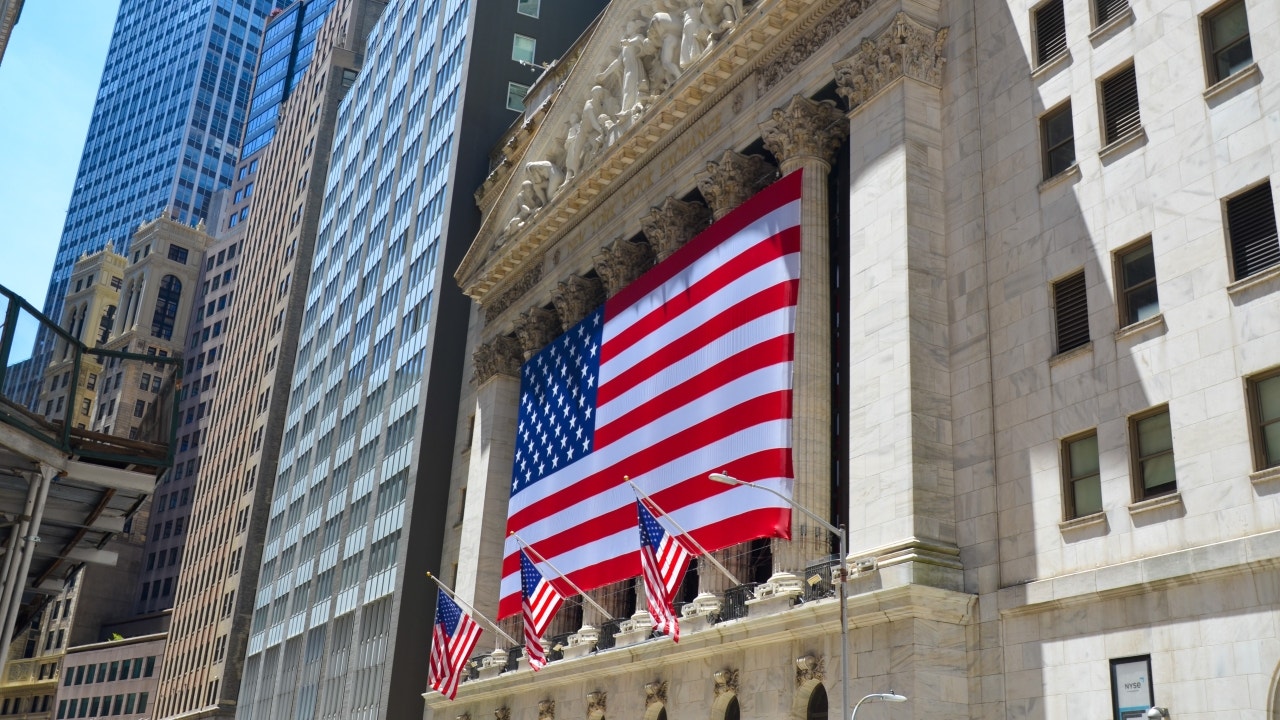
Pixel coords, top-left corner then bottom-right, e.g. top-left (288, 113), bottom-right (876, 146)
top-left (19, 0), bottom-right (282, 409)
top-left (232, 0), bottom-right (606, 718)
top-left (240, 0), bottom-right (339, 159)
top-left (152, 1), bottom-right (381, 717)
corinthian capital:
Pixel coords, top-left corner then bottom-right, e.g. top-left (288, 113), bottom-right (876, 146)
top-left (551, 275), bottom-right (605, 331)
top-left (760, 95), bottom-right (847, 168)
top-left (593, 238), bottom-right (655, 297)
top-left (695, 151), bottom-right (777, 219)
top-left (834, 12), bottom-right (948, 111)
top-left (514, 307), bottom-right (561, 359)
top-left (641, 197), bottom-right (712, 261)
top-left (473, 335), bottom-right (523, 384)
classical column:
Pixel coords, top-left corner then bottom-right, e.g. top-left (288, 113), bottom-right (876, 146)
top-left (641, 197), bottom-right (712, 261)
top-left (551, 275), bottom-right (605, 331)
top-left (695, 151), bottom-right (777, 220)
top-left (514, 307), bottom-right (561, 359)
top-left (456, 335), bottom-right (525, 622)
top-left (759, 94), bottom-right (847, 573)
top-left (593, 238), bottom-right (654, 297)
top-left (833, 13), bottom-right (962, 589)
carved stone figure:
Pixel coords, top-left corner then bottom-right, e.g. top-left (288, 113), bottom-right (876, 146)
top-left (597, 20), bottom-right (652, 118)
top-left (679, 5), bottom-right (708, 69)
top-left (647, 2), bottom-right (683, 88)
top-left (502, 180), bottom-right (538, 237)
top-left (700, 0), bottom-right (741, 39)
top-left (525, 160), bottom-right (565, 207)
top-left (562, 113), bottom-right (585, 188)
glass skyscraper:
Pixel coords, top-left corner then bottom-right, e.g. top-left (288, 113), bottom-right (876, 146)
top-left (20, 0), bottom-right (283, 407)
top-left (240, 0), bottom-right (337, 158)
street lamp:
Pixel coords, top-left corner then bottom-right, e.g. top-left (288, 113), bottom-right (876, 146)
top-left (707, 472), bottom-right (850, 720)
top-left (851, 693), bottom-right (907, 719)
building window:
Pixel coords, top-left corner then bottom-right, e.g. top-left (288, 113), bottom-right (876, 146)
top-left (1064, 432), bottom-right (1102, 518)
top-left (1041, 101), bottom-right (1075, 179)
top-left (1248, 369), bottom-right (1280, 471)
top-left (1052, 270), bottom-right (1090, 354)
top-left (1095, 0), bottom-right (1128, 26)
top-left (1202, 0), bottom-right (1252, 84)
top-left (1131, 407), bottom-right (1176, 500)
top-left (150, 274), bottom-right (183, 341)
top-left (1115, 239), bottom-right (1158, 326)
top-left (1033, 0), bottom-right (1067, 66)
top-left (167, 245), bottom-right (189, 264)
top-left (512, 34), bottom-right (536, 64)
top-left (506, 82), bottom-right (530, 112)
top-left (516, 0), bottom-right (539, 17)
top-left (1225, 182), bottom-right (1279, 280)
top-left (1099, 62), bottom-right (1140, 145)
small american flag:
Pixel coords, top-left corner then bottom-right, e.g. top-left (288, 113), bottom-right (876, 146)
top-left (520, 549), bottom-right (564, 671)
top-left (499, 171), bottom-right (803, 618)
top-left (429, 589), bottom-right (481, 700)
top-left (637, 499), bottom-right (696, 641)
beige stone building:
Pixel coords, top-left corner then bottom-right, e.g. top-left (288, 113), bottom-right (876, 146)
top-left (428, 0), bottom-right (1280, 719)
top-left (52, 632), bottom-right (165, 720)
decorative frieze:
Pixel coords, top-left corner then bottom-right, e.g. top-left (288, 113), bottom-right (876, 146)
top-left (695, 151), bottom-right (777, 219)
top-left (538, 700), bottom-right (556, 720)
top-left (472, 336), bottom-right (523, 384)
top-left (515, 307), bottom-right (562, 359)
top-left (794, 654), bottom-right (826, 686)
top-left (495, 708), bottom-right (511, 720)
top-left (551, 275), bottom-right (606, 331)
top-left (758, 0), bottom-right (868, 92)
top-left (586, 691), bottom-right (607, 716)
top-left (484, 264), bottom-right (544, 323)
top-left (641, 197), bottom-right (712, 261)
top-left (593, 238), bottom-right (655, 296)
top-left (833, 12), bottom-right (949, 111)
top-left (760, 95), bottom-right (847, 168)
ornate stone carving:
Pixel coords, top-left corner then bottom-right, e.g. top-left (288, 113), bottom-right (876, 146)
top-left (713, 668), bottom-right (739, 696)
top-left (473, 336), bottom-right (523, 384)
top-left (644, 681), bottom-right (668, 706)
top-left (696, 151), bottom-right (777, 219)
top-left (641, 197), bottom-right (712, 261)
top-left (515, 307), bottom-right (561, 358)
top-left (538, 700), bottom-right (556, 720)
top-left (794, 655), bottom-right (826, 686)
top-left (760, 95), bottom-right (847, 168)
top-left (458, 713), bottom-right (472, 720)
top-left (834, 12), bottom-right (949, 111)
top-left (593, 238), bottom-right (654, 297)
top-left (484, 265), bottom-right (544, 322)
top-left (551, 275), bottom-right (606, 330)
top-left (759, 0), bottom-right (867, 92)
top-left (586, 691), bottom-right (607, 716)
top-left (495, 708), bottom-right (511, 720)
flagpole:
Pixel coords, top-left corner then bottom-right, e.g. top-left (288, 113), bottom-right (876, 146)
top-left (626, 478), bottom-right (742, 586)
top-left (510, 532), bottom-right (615, 621)
top-left (426, 572), bottom-right (520, 647)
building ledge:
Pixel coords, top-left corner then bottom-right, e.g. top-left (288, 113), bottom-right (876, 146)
top-left (1048, 339), bottom-right (1092, 366)
top-left (1127, 490), bottom-right (1182, 517)
top-left (1031, 50), bottom-right (1071, 80)
top-left (1058, 511), bottom-right (1107, 535)
top-left (1099, 126), bottom-right (1146, 164)
top-left (1251, 465), bottom-right (1280, 488)
top-left (1114, 312), bottom-right (1165, 342)
top-left (1226, 261), bottom-right (1280, 300)
top-left (1089, 5), bottom-right (1134, 45)
top-left (1000, 527), bottom-right (1280, 615)
top-left (1203, 62), bottom-right (1260, 106)
top-left (1038, 163), bottom-right (1081, 193)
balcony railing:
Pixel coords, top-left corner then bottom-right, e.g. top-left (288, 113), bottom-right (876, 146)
top-left (0, 284), bottom-right (181, 468)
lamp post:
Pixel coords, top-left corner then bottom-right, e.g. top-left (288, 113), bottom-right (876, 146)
top-left (850, 692), bottom-right (907, 719)
top-left (707, 472), bottom-right (850, 720)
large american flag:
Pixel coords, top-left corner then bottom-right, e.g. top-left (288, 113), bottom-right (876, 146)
top-left (520, 549), bottom-right (564, 670)
top-left (498, 170), bottom-right (803, 618)
top-left (428, 589), bottom-right (481, 700)
top-left (637, 499), bottom-right (696, 641)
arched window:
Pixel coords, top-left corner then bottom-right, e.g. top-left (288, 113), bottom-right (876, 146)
top-left (806, 684), bottom-right (828, 720)
top-left (724, 696), bottom-right (740, 720)
top-left (151, 275), bottom-right (182, 340)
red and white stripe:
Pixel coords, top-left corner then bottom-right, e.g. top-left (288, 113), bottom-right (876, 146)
top-left (499, 171), bottom-right (804, 618)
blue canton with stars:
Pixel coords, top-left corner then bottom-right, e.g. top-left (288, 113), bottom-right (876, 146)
top-left (510, 308), bottom-right (604, 496)
top-left (435, 588), bottom-right (464, 636)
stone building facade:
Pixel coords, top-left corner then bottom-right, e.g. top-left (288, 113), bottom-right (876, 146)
top-left (429, 0), bottom-right (1280, 719)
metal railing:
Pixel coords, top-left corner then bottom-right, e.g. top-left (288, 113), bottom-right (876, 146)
top-left (0, 284), bottom-right (181, 468)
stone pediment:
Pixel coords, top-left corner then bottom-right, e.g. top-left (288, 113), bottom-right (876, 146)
top-left (454, 0), bottom-right (869, 306)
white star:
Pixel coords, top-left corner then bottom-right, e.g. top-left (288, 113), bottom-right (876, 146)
top-left (551, 456), bottom-right (559, 468)
top-left (590, 343), bottom-right (598, 357)
top-left (585, 407), bottom-right (593, 419)
top-left (567, 447), bottom-right (575, 459)
top-left (538, 462), bottom-right (546, 474)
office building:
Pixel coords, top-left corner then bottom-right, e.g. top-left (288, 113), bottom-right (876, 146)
top-left (153, 1), bottom-right (381, 717)
top-left (0, 0), bottom-right (21, 65)
top-left (52, 632), bottom-right (165, 720)
top-left (12, 0), bottom-right (282, 411)
top-left (230, 0), bottom-right (607, 718)
top-left (429, 0), bottom-right (1280, 718)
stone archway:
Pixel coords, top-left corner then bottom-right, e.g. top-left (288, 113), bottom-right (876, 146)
top-left (790, 680), bottom-right (828, 720)
top-left (709, 693), bottom-right (739, 720)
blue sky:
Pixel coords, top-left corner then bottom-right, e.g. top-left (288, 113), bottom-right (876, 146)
top-left (0, 1), bottom-right (120, 311)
